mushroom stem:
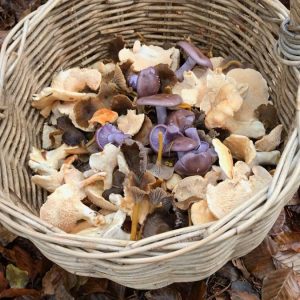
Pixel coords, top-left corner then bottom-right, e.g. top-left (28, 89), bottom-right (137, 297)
top-left (156, 106), bottom-right (167, 124)
top-left (130, 201), bottom-right (141, 241)
top-left (156, 131), bottom-right (164, 166)
top-left (175, 56), bottom-right (196, 81)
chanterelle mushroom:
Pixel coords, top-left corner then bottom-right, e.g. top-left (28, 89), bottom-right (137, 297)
top-left (118, 40), bottom-right (180, 72)
top-left (191, 200), bottom-right (217, 225)
top-left (89, 144), bottom-right (120, 189)
top-left (40, 183), bottom-right (105, 232)
top-left (207, 163), bottom-right (272, 218)
top-left (117, 110), bottom-right (145, 136)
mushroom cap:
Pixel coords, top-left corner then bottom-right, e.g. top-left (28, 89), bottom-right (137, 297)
top-left (191, 200), bottom-right (217, 225)
top-left (136, 67), bottom-right (160, 97)
top-left (255, 124), bottom-right (283, 152)
top-left (166, 109), bottom-right (195, 131)
top-left (147, 163), bottom-right (174, 180)
top-left (137, 94), bottom-right (182, 107)
top-left (133, 116), bottom-right (153, 145)
top-left (177, 41), bottom-right (213, 69)
top-left (212, 138), bottom-right (233, 179)
top-left (95, 124), bottom-right (130, 150)
top-left (166, 173), bottom-right (182, 191)
top-left (224, 134), bottom-right (256, 165)
top-left (117, 110), bottom-right (145, 136)
top-left (167, 136), bottom-right (198, 152)
top-left (88, 108), bottom-right (118, 125)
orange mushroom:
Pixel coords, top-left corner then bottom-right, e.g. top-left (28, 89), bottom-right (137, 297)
top-left (88, 108), bottom-right (118, 125)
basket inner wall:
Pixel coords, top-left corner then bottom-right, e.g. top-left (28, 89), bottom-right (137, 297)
top-left (0, 0), bottom-right (296, 214)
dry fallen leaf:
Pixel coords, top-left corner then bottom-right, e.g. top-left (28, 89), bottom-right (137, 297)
top-left (275, 232), bottom-right (300, 252)
top-left (145, 286), bottom-right (182, 300)
top-left (262, 268), bottom-right (300, 300)
top-left (0, 225), bottom-right (16, 247)
top-left (0, 288), bottom-right (40, 299)
top-left (273, 251), bottom-right (300, 274)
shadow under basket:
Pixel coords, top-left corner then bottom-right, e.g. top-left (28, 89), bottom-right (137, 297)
top-left (0, 0), bottom-right (299, 289)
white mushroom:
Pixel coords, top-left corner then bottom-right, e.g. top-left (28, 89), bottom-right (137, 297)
top-left (29, 144), bottom-right (70, 174)
top-left (117, 152), bottom-right (130, 176)
top-left (166, 173), bottom-right (182, 191)
top-left (212, 138), bottom-right (234, 179)
top-left (224, 134), bottom-right (281, 166)
top-left (76, 210), bottom-right (130, 240)
top-left (40, 183), bottom-right (105, 232)
top-left (255, 124), bottom-right (283, 152)
top-left (89, 144), bottom-right (120, 189)
top-left (207, 164), bottom-right (272, 218)
top-left (92, 61), bottom-right (116, 76)
top-left (191, 200), bottom-right (218, 225)
top-left (117, 110), bottom-right (145, 136)
top-left (118, 40), bottom-right (180, 71)
top-left (42, 124), bottom-right (62, 149)
top-left (173, 170), bottom-right (219, 202)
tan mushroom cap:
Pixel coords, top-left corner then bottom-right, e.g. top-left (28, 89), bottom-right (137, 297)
top-left (166, 173), bottom-right (182, 191)
top-left (117, 110), bottom-right (145, 136)
top-left (89, 108), bottom-right (118, 125)
top-left (207, 164), bottom-right (272, 219)
top-left (255, 124), bottom-right (283, 152)
top-left (212, 138), bottom-right (234, 179)
top-left (224, 134), bottom-right (256, 165)
top-left (85, 182), bottom-right (118, 212)
top-left (191, 200), bottom-right (218, 225)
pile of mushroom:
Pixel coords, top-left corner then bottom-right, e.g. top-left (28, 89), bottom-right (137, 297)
top-left (29, 37), bottom-right (283, 240)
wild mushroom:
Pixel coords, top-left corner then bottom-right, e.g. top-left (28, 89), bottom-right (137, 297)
top-left (176, 41), bottom-right (213, 81)
top-left (136, 67), bottom-right (160, 97)
top-left (102, 170), bottom-right (126, 200)
top-left (56, 116), bottom-right (86, 146)
top-left (32, 68), bottom-right (102, 114)
top-left (111, 94), bottom-right (135, 115)
top-left (191, 200), bottom-right (217, 225)
top-left (117, 110), bottom-right (145, 135)
top-left (29, 144), bottom-right (70, 174)
top-left (166, 173), bottom-right (182, 191)
top-left (137, 94), bottom-right (182, 124)
top-left (212, 138), bottom-right (233, 179)
top-left (89, 143), bottom-right (120, 189)
top-left (88, 108), bottom-right (118, 125)
top-left (155, 64), bottom-right (178, 92)
top-left (95, 124), bottom-right (130, 150)
top-left (118, 40), bottom-right (180, 72)
top-left (173, 171), bottom-right (219, 202)
top-left (40, 183), bottom-right (105, 232)
top-left (207, 164), bottom-right (272, 218)
top-left (76, 210), bottom-right (130, 240)
top-left (42, 124), bottom-right (62, 150)
top-left (166, 109), bottom-right (195, 132)
top-left (224, 134), bottom-right (281, 166)
top-left (255, 124), bottom-right (283, 152)
top-left (166, 136), bottom-right (198, 152)
top-left (133, 116), bottom-right (153, 145)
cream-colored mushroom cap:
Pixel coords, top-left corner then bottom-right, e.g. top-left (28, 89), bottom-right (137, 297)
top-left (166, 173), bottom-right (182, 191)
top-left (212, 138), bottom-right (234, 179)
top-left (224, 134), bottom-right (256, 165)
top-left (255, 124), bottom-right (283, 152)
top-left (117, 110), bottom-right (145, 136)
top-left (191, 200), bottom-right (218, 225)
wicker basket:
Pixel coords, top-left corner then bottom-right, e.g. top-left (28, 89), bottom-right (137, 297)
top-left (0, 0), bottom-right (299, 289)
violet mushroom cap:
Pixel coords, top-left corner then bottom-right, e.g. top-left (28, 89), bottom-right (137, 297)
top-left (166, 109), bottom-right (195, 132)
top-left (137, 94), bottom-right (182, 124)
top-left (136, 67), bottom-right (160, 97)
top-left (176, 41), bottom-right (213, 81)
top-left (149, 124), bottom-right (182, 153)
top-left (95, 124), bottom-right (131, 150)
top-left (167, 136), bottom-right (198, 152)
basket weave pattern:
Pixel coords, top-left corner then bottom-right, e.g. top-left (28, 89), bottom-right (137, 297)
top-left (0, 0), bottom-right (299, 289)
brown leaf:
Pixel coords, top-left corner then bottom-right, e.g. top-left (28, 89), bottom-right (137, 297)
top-left (269, 209), bottom-right (287, 236)
top-left (0, 288), bottom-right (40, 299)
top-left (262, 269), bottom-right (300, 300)
top-left (275, 232), bottom-right (300, 252)
top-left (217, 262), bottom-right (240, 282)
top-left (145, 286), bottom-right (182, 300)
top-left (0, 266), bottom-right (8, 292)
top-left (232, 259), bottom-right (250, 280)
top-left (230, 290), bottom-right (259, 300)
top-left (77, 278), bottom-right (109, 295)
top-left (42, 265), bottom-right (77, 299)
top-left (0, 224), bottom-right (16, 247)
top-left (273, 250), bottom-right (300, 273)
top-left (285, 205), bottom-right (300, 232)
top-left (243, 238), bottom-right (277, 280)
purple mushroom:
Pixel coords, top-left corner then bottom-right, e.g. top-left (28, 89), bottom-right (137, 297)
top-left (137, 94), bottom-right (182, 124)
top-left (149, 124), bottom-right (182, 153)
top-left (136, 67), bottom-right (160, 97)
top-left (166, 109), bottom-right (195, 132)
top-left (95, 124), bottom-right (131, 149)
top-left (176, 41), bottom-right (213, 81)
top-left (167, 136), bottom-right (198, 152)
top-left (174, 127), bottom-right (217, 176)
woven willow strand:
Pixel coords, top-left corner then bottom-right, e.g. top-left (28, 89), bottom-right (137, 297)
top-left (0, 0), bottom-right (299, 289)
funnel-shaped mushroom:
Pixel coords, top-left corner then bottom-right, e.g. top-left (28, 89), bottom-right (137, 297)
top-left (166, 109), bottom-right (195, 132)
top-left (95, 124), bottom-right (130, 150)
top-left (176, 41), bottom-right (213, 81)
top-left (137, 94), bottom-right (182, 124)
